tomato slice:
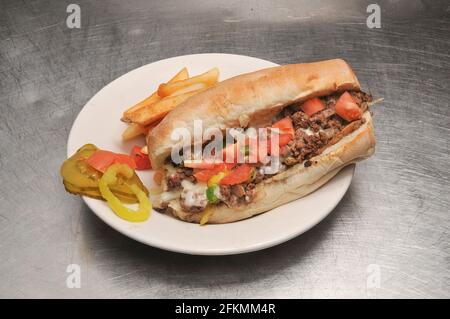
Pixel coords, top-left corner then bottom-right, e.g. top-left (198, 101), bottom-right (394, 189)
top-left (85, 150), bottom-right (115, 173)
top-left (114, 154), bottom-right (138, 170)
top-left (301, 97), bottom-right (325, 116)
top-left (86, 150), bottom-right (136, 173)
top-left (193, 163), bottom-right (235, 182)
top-left (219, 164), bottom-right (253, 185)
top-left (193, 170), bottom-right (219, 182)
top-left (272, 117), bottom-right (294, 137)
top-left (335, 91), bottom-right (362, 122)
top-left (131, 146), bottom-right (152, 170)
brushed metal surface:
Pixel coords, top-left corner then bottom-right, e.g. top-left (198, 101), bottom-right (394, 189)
top-left (0, 0), bottom-right (449, 298)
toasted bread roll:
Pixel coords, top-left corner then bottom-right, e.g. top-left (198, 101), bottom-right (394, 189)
top-left (147, 59), bottom-right (375, 224)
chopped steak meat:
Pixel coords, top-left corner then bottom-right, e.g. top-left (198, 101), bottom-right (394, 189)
top-left (220, 185), bottom-right (231, 198)
top-left (180, 202), bottom-right (205, 213)
top-left (231, 184), bottom-right (246, 197)
top-left (167, 168), bottom-right (195, 189)
top-left (219, 184), bottom-right (255, 207)
top-left (162, 90), bottom-right (373, 213)
top-left (281, 127), bottom-right (327, 165)
top-left (279, 90), bottom-right (372, 167)
top-left (291, 111), bottom-right (310, 128)
top-left (320, 119), bottom-right (364, 152)
top-left (253, 169), bottom-right (265, 183)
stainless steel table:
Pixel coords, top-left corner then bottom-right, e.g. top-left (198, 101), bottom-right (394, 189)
top-left (0, 0), bottom-right (449, 298)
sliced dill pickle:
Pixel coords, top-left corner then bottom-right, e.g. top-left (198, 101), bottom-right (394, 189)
top-left (63, 180), bottom-right (141, 204)
top-left (63, 180), bottom-right (103, 200)
top-left (61, 144), bottom-right (149, 202)
top-left (60, 144), bottom-right (101, 188)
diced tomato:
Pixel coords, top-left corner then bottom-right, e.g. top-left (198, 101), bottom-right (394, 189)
top-left (272, 117), bottom-right (294, 137)
top-left (335, 91), bottom-right (362, 122)
top-left (114, 153), bottom-right (138, 169)
top-left (301, 97), bottom-right (325, 116)
top-left (131, 146), bottom-right (152, 170)
top-left (193, 163), bottom-right (235, 182)
top-left (269, 117), bottom-right (294, 156)
top-left (86, 150), bottom-right (136, 173)
top-left (265, 134), bottom-right (291, 157)
top-left (219, 164), bottom-right (254, 185)
top-left (85, 150), bottom-right (115, 173)
top-left (194, 170), bottom-right (219, 182)
top-left (277, 133), bottom-right (293, 147)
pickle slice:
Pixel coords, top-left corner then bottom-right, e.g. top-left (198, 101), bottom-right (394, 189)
top-left (61, 144), bottom-right (148, 202)
top-left (60, 144), bottom-right (101, 188)
top-left (63, 180), bottom-right (140, 204)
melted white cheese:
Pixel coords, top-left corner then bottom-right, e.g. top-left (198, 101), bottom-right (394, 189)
top-left (300, 128), bottom-right (314, 136)
top-left (181, 180), bottom-right (207, 208)
top-left (160, 191), bottom-right (181, 203)
top-left (259, 157), bottom-right (286, 175)
top-left (214, 185), bottom-right (222, 200)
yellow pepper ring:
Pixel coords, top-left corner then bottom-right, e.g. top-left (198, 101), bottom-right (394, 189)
top-left (99, 164), bottom-right (151, 222)
top-left (202, 171), bottom-right (229, 225)
top-left (200, 208), bottom-right (213, 226)
top-left (207, 171), bottom-right (227, 187)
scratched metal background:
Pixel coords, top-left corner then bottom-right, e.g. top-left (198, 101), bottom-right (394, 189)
top-left (0, 0), bottom-right (449, 298)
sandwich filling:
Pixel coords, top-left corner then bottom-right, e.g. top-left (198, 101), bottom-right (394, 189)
top-left (157, 90), bottom-right (373, 214)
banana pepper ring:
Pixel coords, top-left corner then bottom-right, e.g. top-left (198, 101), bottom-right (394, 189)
top-left (99, 164), bottom-right (151, 222)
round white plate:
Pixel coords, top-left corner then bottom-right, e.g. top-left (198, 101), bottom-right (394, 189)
top-left (67, 53), bottom-right (354, 255)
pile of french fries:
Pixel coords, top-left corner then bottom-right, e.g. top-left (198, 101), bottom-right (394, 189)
top-left (121, 67), bottom-right (220, 140)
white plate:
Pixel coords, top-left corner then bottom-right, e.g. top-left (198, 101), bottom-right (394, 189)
top-left (67, 53), bottom-right (354, 255)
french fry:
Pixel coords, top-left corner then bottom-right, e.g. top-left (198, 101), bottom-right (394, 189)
top-left (168, 67), bottom-right (189, 83)
top-left (168, 82), bottom-right (208, 97)
top-left (121, 67), bottom-right (219, 142)
top-left (129, 88), bottom-right (207, 126)
top-left (121, 123), bottom-right (147, 141)
top-left (121, 92), bottom-right (160, 122)
top-left (157, 67), bottom-right (219, 98)
top-left (121, 119), bottom-right (163, 141)
top-left (121, 67), bottom-right (189, 122)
